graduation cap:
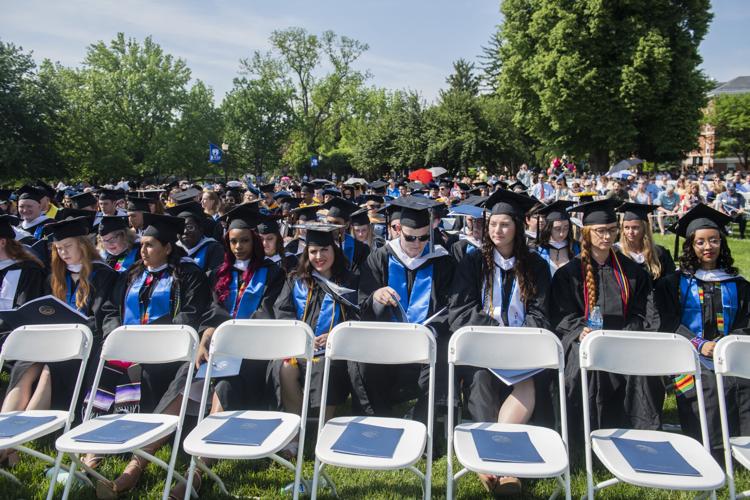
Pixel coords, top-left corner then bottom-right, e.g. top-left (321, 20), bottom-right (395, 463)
top-left (378, 202), bottom-right (403, 221)
top-left (137, 189), bottom-right (164, 201)
top-left (256, 215), bottom-right (281, 235)
top-left (70, 191), bottom-right (98, 210)
top-left (536, 200), bottom-right (575, 222)
top-left (449, 204), bottom-right (485, 219)
top-left (457, 182), bottom-right (471, 191)
top-left (46, 216), bottom-right (91, 241)
top-left (350, 207), bottom-right (371, 226)
top-left (221, 202), bottom-right (264, 231)
top-left (260, 183), bottom-right (276, 194)
top-left (669, 203), bottom-right (732, 259)
top-left (141, 213), bottom-right (185, 243)
top-left (98, 189), bottom-right (125, 201)
top-left (127, 196), bottom-right (151, 212)
top-left (246, 185), bottom-right (261, 196)
top-left (570, 198), bottom-right (621, 226)
top-left (36, 182), bottom-right (56, 200)
top-left (508, 180), bottom-right (528, 193)
top-left (368, 180), bottom-right (388, 192)
top-left (300, 183), bottom-right (314, 194)
top-left (294, 223), bottom-right (340, 247)
top-left (310, 179), bottom-right (332, 189)
top-left (0, 215), bottom-right (15, 239)
top-left (292, 204), bottom-right (322, 222)
top-left (438, 179), bottom-right (452, 188)
top-left (322, 197), bottom-right (358, 221)
top-left (273, 191), bottom-right (293, 201)
top-left (616, 202), bottom-right (658, 222)
top-left (0, 189), bottom-right (13, 202)
top-left (574, 192), bottom-right (597, 204)
top-left (362, 194), bottom-right (385, 204)
top-left (323, 187), bottom-right (342, 197)
top-left (99, 215), bottom-right (129, 236)
top-left (281, 197), bottom-right (302, 210)
top-left (290, 184), bottom-right (302, 192)
top-left (16, 185), bottom-right (45, 203)
top-left (171, 188), bottom-right (201, 204)
top-left (482, 189), bottom-right (537, 217)
top-left (166, 201), bottom-right (204, 220)
top-left (56, 208), bottom-right (97, 221)
top-left (389, 196), bottom-right (442, 229)
top-left (407, 181), bottom-right (425, 191)
top-left (473, 181), bottom-right (489, 189)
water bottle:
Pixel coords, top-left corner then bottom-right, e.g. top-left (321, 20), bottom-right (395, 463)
top-left (587, 305), bottom-right (603, 332)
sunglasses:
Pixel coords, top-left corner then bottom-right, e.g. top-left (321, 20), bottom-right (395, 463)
top-left (402, 234), bottom-right (430, 242)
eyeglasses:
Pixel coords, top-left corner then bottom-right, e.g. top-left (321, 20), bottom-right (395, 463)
top-left (591, 227), bottom-right (619, 238)
top-left (390, 224), bottom-right (401, 231)
top-left (402, 234), bottom-right (430, 242)
top-left (693, 238), bottom-right (721, 248)
top-left (101, 233), bottom-right (122, 244)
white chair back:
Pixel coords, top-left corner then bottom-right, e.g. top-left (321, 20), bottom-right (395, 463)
top-left (101, 325), bottom-right (198, 363)
top-left (449, 326), bottom-right (562, 369)
top-left (715, 335), bottom-right (750, 378)
top-left (1, 324), bottom-right (93, 363)
top-left (325, 321), bottom-right (435, 364)
top-left (580, 330), bottom-right (697, 376)
top-left (211, 319), bottom-right (314, 360)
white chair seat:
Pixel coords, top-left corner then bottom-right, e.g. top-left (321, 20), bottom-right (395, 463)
top-left (591, 428), bottom-right (725, 491)
top-left (315, 416), bottom-right (426, 470)
top-left (56, 413), bottom-right (179, 455)
top-left (0, 410), bottom-right (68, 448)
top-left (730, 436), bottom-right (750, 470)
top-left (183, 410), bottom-right (300, 460)
top-left (453, 422), bottom-right (568, 478)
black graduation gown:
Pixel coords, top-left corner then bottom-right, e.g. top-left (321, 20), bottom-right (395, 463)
top-left (270, 273), bottom-right (360, 409)
top-left (350, 244), bottom-right (455, 419)
top-left (101, 260), bottom-right (212, 413)
top-left (103, 244), bottom-right (141, 273)
top-left (344, 236), bottom-right (369, 275)
top-left (449, 250), bottom-right (556, 425)
top-left (550, 252), bottom-right (659, 438)
top-left (0, 259), bottom-right (46, 342)
top-left (656, 271), bottom-right (750, 451)
top-left (8, 262), bottom-right (118, 412)
top-left (284, 238), bottom-right (304, 257)
top-left (202, 260), bottom-right (285, 410)
top-left (21, 218), bottom-right (53, 241)
top-left (184, 238), bottom-right (225, 274)
top-left (449, 238), bottom-right (481, 264)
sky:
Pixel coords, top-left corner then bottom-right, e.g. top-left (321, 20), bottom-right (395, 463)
top-left (1, 0), bottom-right (748, 103)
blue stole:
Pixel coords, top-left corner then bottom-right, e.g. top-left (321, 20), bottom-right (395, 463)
top-left (34, 224), bottom-right (45, 240)
top-left (224, 266), bottom-right (269, 318)
top-left (387, 251), bottom-right (433, 323)
top-left (113, 247), bottom-right (138, 273)
top-left (467, 242), bottom-right (479, 255)
top-left (342, 233), bottom-right (355, 268)
top-left (679, 275), bottom-right (738, 338)
top-left (191, 242), bottom-right (211, 270)
top-left (123, 270), bottom-right (173, 325)
top-left (292, 279), bottom-right (341, 337)
top-left (65, 272), bottom-right (93, 313)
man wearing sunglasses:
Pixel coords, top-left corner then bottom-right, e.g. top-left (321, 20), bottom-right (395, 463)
top-left (351, 196), bottom-right (456, 423)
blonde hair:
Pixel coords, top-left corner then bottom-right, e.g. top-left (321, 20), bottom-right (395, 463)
top-left (51, 236), bottom-right (99, 311)
top-left (618, 219), bottom-right (662, 279)
top-left (96, 228), bottom-right (138, 253)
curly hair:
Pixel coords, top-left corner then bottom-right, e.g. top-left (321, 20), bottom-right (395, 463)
top-left (481, 213), bottom-right (537, 304)
top-left (294, 242), bottom-right (349, 289)
top-left (215, 228), bottom-right (266, 305)
top-left (678, 231), bottom-right (738, 276)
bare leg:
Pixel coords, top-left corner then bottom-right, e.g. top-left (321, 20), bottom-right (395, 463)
top-left (27, 365), bottom-right (52, 411)
top-left (280, 362), bottom-right (303, 415)
top-left (1, 362), bottom-right (43, 412)
top-left (657, 213), bottom-right (666, 234)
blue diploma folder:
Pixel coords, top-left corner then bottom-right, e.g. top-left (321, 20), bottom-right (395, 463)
top-left (0, 415), bottom-right (57, 438)
top-left (471, 429), bottom-right (544, 463)
top-left (202, 417), bottom-right (282, 446)
top-left (73, 419), bottom-right (161, 444)
top-left (611, 437), bottom-right (701, 476)
top-left (195, 356), bottom-right (242, 379)
top-left (490, 368), bottom-right (544, 386)
top-left (331, 422), bottom-right (404, 459)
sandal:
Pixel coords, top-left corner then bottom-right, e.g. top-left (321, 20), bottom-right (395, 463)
top-left (95, 457), bottom-right (145, 499)
top-left (168, 469), bottom-right (201, 500)
top-left (478, 473), bottom-right (500, 494)
top-left (82, 454), bottom-right (103, 471)
top-left (494, 476), bottom-right (522, 496)
top-left (0, 449), bottom-right (19, 468)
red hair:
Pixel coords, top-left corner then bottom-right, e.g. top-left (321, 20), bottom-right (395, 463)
top-left (215, 228), bottom-right (265, 304)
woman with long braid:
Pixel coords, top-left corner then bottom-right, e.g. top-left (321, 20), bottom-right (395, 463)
top-left (549, 199), bottom-right (655, 447)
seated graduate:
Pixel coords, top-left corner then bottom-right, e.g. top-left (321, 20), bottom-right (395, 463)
top-left (15, 185), bottom-right (54, 240)
top-left (534, 200), bottom-right (579, 276)
top-left (125, 195), bottom-right (151, 235)
top-left (523, 201), bottom-right (546, 248)
top-left (2, 216), bottom-right (117, 464)
top-left (97, 213), bottom-right (212, 497)
top-left (97, 215), bottom-right (140, 273)
top-left (615, 202), bottom-right (675, 283)
top-left (655, 204), bottom-right (750, 459)
top-left (0, 215), bottom-right (47, 343)
top-left (168, 201), bottom-right (225, 273)
top-left (284, 204), bottom-right (320, 257)
top-left (322, 197), bottom-right (370, 273)
top-left (351, 196), bottom-right (455, 420)
top-left (350, 207), bottom-right (385, 250)
top-left (271, 225), bottom-right (359, 448)
top-left (449, 198), bottom-right (487, 263)
top-left (256, 213), bottom-right (298, 272)
top-left (549, 199), bottom-right (658, 440)
top-left (449, 189), bottom-right (553, 496)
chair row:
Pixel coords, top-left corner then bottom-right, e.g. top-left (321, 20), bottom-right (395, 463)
top-left (0, 321), bottom-right (748, 499)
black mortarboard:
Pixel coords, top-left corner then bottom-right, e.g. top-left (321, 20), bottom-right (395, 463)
top-left (221, 202), bottom-right (263, 231)
top-left (574, 192), bottom-right (597, 204)
top-left (171, 188), bottom-right (201, 204)
top-left (296, 223), bottom-right (340, 247)
top-left (56, 208), bottom-right (97, 222)
top-left (141, 213), bottom-right (185, 244)
top-left (46, 216), bottom-right (90, 241)
top-left (322, 198), bottom-right (358, 221)
top-left (36, 182), bottom-right (55, 199)
top-left (672, 203), bottom-right (731, 239)
top-left (473, 181), bottom-right (488, 188)
top-left (323, 187), bottom-right (341, 197)
top-left (310, 179), bottom-right (331, 189)
top-left (300, 183), bottom-right (314, 194)
top-left (350, 208), bottom-right (371, 226)
top-left (362, 194), bottom-right (385, 204)
top-left (281, 198), bottom-right (302, 210)
top-left (166, 201), bottom-right (204, 220)
top-left (407, 181), bottom-right (425, 191)
top-left (256, 215), bottom-right (280, 235)
top-left (70, 191), bottom-right (98, 209)
top-left (247, 185), bottom-right (261, 196)
top-left (127, 196), bottom-right (151, 212)
top-left (457, 182), bottom-right (470, 191)
top-left (99, 215), bottom-right (129, 236)
top-left (98, 189), bottom-right (125, 201)
top-left (571, 198), bottom-right (620, 226)
top-left (389, 196), bottom-right (441, 228)
top-left (273, 191), bottom-right (293, 201)
top-left (537, 200), bottom-right (575, 222)
top-left (616, 202), bottom-right (658, 222)
top-left (482, 189), bottom-right (537, 217)
top-left (368, 180), bottom-right (388, 192)
top-left (0, 189), bottom-right (13, 202)
top-left (137, 189), bottom-right (164, 201)
top-left (291, 184), bottom-right (302, 192)
top-left (16, 185), bottom-right (45, 203)
top-left (379, 203), bottom-right (403, 221)
top-left (508, 181), bottom-right (528, 193)
top-left (0, 215), bottom-right (15, 239)
top-left (439, 179), bottom-right (452, 188)
top-left (292, 205), bottom-right (322, 222)
top-left (260, 183), bottom-right (276, 194)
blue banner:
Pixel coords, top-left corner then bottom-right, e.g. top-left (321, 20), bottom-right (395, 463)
top-left (209, 143), bottom-right (223, 163)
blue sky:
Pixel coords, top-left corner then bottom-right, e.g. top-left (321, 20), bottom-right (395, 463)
top-left (1, 0), bottom-right (747, 103)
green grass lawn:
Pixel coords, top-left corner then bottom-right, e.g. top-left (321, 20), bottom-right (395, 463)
top-left (3, 235), bottom-right (750, 498)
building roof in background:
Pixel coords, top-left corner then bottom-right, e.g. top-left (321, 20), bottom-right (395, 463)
top-left (709, 76), bottom-right (750, 97)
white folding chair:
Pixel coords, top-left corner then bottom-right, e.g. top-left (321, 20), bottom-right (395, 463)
top-left (0, 324), bottom-right (93, 500)
top-left (181, 319), bottom-right (315, 499)
top-left (715, 335), bottom-right (750, 499)
top-left (580, 330), bottom-right (725, 499)
top-left (446, 326), bottom-right (570, 500)
top-left (310, 321), bottom-right (436, 500)
top-left (55, 324), bottom-right (199, 500)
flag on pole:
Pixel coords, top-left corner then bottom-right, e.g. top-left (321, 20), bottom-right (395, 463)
top-left (209, 143), bottom-right (223, 163)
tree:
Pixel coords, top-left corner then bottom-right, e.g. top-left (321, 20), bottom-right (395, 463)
top-left (478, 27), bottom-right (503, 93)
top-left (240, 28), bottom-right (369, 173)
top-left (708, 93), bottom-right (750, 170)
top-left (0, 41), bottom-right (65, 181)
top-left (424, 90), bottom-right (483, 173)
top-left (496, 0), bottom-right (713, 170)
top-left (445, 58), bottom-right (480, 96)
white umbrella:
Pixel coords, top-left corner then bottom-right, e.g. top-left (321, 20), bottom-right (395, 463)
top-left (427, 167), bottom-right (448, 177)
top-left (344, 177), bottom-right (367, 185)
top-left (606, 158), bottom-right (643, 175)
